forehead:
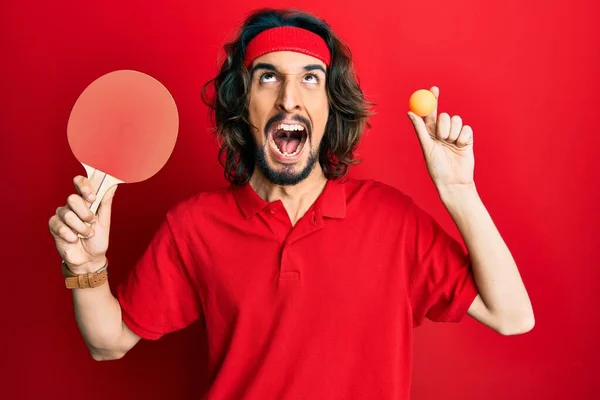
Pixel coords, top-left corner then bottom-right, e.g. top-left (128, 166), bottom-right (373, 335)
top-left (250, 51), bottom-right (327, 73)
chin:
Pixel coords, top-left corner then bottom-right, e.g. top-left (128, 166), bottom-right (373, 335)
top-left (255, 144), bottom-right (320, 186)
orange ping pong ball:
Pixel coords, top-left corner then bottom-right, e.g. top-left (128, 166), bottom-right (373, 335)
top-left (409, 89), bottom-right (437, 117)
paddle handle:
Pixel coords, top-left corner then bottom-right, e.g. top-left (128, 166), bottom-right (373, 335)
top-left (83, 164), bottom-right (123, 215)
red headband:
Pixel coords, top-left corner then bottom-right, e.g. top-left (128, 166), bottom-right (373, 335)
top-left (244, 26), bottom-right (331, 68)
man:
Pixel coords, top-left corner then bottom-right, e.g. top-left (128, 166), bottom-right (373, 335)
top-left (48, 8), bottom-right (534, 399)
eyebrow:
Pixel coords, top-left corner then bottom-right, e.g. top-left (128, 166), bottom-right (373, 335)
top-left (250, 63), bottom-right (327, 76)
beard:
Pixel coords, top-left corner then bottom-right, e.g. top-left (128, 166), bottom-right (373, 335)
top-left (254, 142), bottom-right (320, 186)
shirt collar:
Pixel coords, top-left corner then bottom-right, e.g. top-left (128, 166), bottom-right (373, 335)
top-left (232, 178), bottom-right (346, 219)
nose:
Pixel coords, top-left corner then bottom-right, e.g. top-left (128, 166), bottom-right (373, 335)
top-left (276, 78), bottom-right (302, 113)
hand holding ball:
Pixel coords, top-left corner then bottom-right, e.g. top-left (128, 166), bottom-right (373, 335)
top-left (409, 89), bottom-right (437, 117)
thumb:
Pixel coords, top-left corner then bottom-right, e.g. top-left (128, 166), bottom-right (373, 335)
top-left (96, 185), bottom-right (118, 227)
top-left (407, 111), bottom-right (433, 149)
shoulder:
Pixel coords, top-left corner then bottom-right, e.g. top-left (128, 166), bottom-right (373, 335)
top-left (342, 177), bottom-right (416, 213)
top-left (163, 185), bottom-right (237, 229)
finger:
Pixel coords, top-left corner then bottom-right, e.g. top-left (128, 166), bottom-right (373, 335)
top-left (97, 185), bottom-right (118, 227)
top-left (62, 208), bottom-right (95, 237)
top-left (423, 86), bottom-right (439, 128)
top-left (436, 113), bottom-right (451, 140)
top-left (73, 175), bottom-right (96, 204)
top-left (456, 125), bottom-right (473, 147)
top-left (66, 193), bottom-right (96, 224)
top-left (448, 115), bottom-right (463, 142)
top-left (57, 204), bottom-right (94, 237)
top-left (49, 215), bottom-right (79, 243)
top-left (407, 111), bottom-right (434, 148)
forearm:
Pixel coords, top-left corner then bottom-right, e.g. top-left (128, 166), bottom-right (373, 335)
top-left (71, 258), bottom-right (138, 360)
top-left (438, 183), bottom-right (534, 326)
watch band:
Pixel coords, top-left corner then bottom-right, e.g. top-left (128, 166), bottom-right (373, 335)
top-left (61, 260), bottom-right (109, 289)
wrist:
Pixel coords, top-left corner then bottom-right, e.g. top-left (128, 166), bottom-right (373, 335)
top-left (65, 256), bottom-right (108, 274)
top-left (62, 257), bottom-right (109, 289)
top-left (437, 182), bottom-right (479, 206)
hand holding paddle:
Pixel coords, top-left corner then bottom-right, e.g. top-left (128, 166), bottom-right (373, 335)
top-left (49, 176), bottom-right (116, 273)
top-left (49, 69), bottom-right (179, 272)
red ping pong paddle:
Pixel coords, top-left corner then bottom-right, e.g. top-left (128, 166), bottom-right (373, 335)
top-left (67, 69), bottom-right (179, 214)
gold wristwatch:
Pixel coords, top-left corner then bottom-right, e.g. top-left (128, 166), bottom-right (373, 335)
top-left (61, 259), bottom-right (109, 289)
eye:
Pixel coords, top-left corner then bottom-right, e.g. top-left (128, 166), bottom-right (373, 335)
top-left (259, 72), bottom-right (277, 83)
top-left (303, 73), bottom-right (320, 84)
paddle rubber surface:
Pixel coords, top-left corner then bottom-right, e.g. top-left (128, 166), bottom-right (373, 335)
top-left (67, 69), bottom-right (179, 183)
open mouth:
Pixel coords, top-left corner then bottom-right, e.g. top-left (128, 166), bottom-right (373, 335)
top-left (268, 123), bottom-right (308, 158)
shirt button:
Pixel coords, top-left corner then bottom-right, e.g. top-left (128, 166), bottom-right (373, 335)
top-left (270, 208), bottom-right (276, 214)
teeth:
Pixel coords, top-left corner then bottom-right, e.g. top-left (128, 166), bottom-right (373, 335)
top-left (276, 123), bottom-right (305, 132)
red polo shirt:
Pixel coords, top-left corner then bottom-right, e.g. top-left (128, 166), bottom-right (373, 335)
top-left (116, 177), bottom-right (478, 399)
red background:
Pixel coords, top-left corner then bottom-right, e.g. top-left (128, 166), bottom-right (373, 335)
top-left (2, 0), bottom-right (598, 398)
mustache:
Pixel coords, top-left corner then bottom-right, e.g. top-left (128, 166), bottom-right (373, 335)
top-left (264, 113), bottom-right (312, 141)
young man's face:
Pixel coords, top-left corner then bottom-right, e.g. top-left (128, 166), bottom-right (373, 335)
top-left (247, 51), bottom-right (329, 186)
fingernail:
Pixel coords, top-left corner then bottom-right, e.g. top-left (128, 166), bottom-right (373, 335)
top-left (87, 230), bottom-right (95, 238)
top-left (88, 194), bottom-right (95, 201)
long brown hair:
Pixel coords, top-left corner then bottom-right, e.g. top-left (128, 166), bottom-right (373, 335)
top-left (201, 8), bottom-right (373, 185)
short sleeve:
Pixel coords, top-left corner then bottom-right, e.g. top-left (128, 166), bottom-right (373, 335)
top-left (115, 216), bottom-right (201, 340)
top-left (404, 199), bottom-right (479, 327)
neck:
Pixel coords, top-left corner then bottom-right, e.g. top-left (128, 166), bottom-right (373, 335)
top-left (249, 164), bottom-right (327, 225)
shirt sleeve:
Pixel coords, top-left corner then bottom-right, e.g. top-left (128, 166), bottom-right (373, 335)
top-left (404, 198), bottom-right (479, 327)
top-left (115, 214), bottom-right (202, 340)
